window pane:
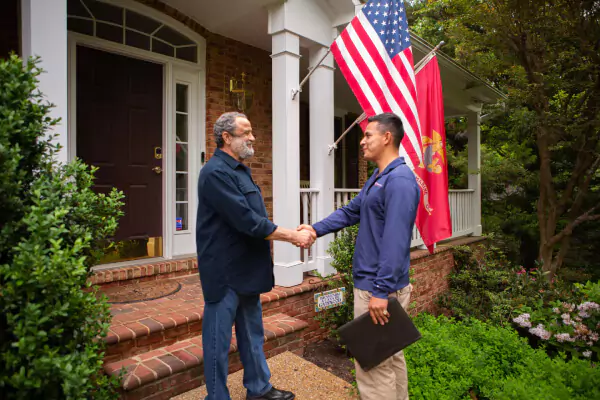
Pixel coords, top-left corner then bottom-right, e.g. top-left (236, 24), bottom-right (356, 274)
top-left (96, 21), bottom-right (123, 44)
top-left (176, 84), bottom-right (188, 113)
top-left (176, 173), bottom-right (188, 201)
top-left (85, 0), bottom-right (123, 25)
top-left (68, 0), bottom-right (92, 18)
top-left (154, 26), bottom-right (193, 46)
top-left (176, 113), bottom-right (188, 143)
top-left (176, 203), bottom-right (188, 231)
top-left (176, 143), bottom-right (188, 172)
top-left (125, 29), bottom-right (150, 51)
top-left (152, 38), bottom-right (174, 57)
top-left (68, 17), bottom-right (94, 36)
top-left (176, 46), bottom-right (198, 63)
top-left (126, 10), bottom-right (161, 34)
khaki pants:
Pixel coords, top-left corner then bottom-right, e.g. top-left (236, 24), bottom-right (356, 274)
top-left (353, 285), bottom-right (412, 400)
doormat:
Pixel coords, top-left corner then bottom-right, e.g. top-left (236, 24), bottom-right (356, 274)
top-left (101, 280), bottom-right (182, 304)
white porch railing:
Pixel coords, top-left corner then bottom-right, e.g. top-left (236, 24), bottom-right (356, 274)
top-left (299, 188), bottom-right (477, 268)
top-left (299, 189), bottom-right (319, 271)
top-left (330, 188), bottom-right (477, 248)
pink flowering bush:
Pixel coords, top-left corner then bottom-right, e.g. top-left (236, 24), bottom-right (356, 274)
top-left (513, 281), bottom-right (600, 359)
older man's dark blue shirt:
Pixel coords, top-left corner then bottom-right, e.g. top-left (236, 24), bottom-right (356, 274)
top-left (196, 149), bottom-right (277, 303)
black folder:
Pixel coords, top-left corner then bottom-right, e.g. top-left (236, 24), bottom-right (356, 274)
top-left (338, 296), bottom-right (421, 371)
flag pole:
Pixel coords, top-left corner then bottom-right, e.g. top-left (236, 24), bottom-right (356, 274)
top-left (327, 112), bottom-right (367, 155)
top-left (414, 41), bottom-right (445, 74)
top-left (291, 48), bottom-right (332, 100)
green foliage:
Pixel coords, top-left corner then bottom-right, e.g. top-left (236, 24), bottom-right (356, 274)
top-left (406, 314), bottom-right (600, 400)
top-left (440, 245), bottom-right (574, 326)
top-left (314, 225), bottom-right (359, 341)
top-left (0, 55), bottom-right (124, 399)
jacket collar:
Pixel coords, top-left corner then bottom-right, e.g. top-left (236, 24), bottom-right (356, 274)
top-left (214, 148), bottom-right (243, 170)
top-left (372, 157), bottom-right (407, 179)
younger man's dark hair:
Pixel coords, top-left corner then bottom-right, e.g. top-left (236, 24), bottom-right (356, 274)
top-left (367, 112), bottom-right (404, 147)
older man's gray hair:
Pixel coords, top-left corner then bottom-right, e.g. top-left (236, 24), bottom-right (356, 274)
top-left (214, 112), bottom-right (247, 148)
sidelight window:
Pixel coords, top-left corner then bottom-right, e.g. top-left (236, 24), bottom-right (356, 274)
top-left (175, 83), bottom-right (190, 232)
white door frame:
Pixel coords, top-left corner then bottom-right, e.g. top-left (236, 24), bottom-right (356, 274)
top-left (67, 7), bottom-right (206, 263)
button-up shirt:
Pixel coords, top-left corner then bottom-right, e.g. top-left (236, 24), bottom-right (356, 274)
top-left (312, 157), bottom-right (419, 299)
top-left (196, 149), bottom-right (277, 303)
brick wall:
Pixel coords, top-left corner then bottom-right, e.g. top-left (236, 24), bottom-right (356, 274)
top-left (410, 238), bottom-right (485, 314)
top-left (136, 0), bottom-right (274, 216)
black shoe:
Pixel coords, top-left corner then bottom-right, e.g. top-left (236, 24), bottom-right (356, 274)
top-left (246, 387), bottom-right (295, 400)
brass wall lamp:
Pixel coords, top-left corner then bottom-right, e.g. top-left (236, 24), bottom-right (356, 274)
top-left (226, 72), bottom-right (254, 112)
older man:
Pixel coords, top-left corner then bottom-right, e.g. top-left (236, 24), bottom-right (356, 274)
top-left (196, 112), bottom-right (313, 400)
top-left (299, 113), bottom-right (420, 400)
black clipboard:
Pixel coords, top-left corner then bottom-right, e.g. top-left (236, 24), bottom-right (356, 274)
top-left (338, 296), bottom-right (421, 371)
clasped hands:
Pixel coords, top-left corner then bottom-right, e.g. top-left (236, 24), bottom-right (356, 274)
top-left (292, 224), bottom-right (317, 249)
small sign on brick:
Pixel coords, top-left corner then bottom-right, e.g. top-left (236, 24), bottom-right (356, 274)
top-left (314, 287), bottom-right (346, 312)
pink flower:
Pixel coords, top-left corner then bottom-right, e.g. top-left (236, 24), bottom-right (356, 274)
top-left (529, 324), bottom-right (552, 340)
top-left (555, 333), bottom-right (571, 343)
top-left (513, 314), bottom-right (532, 328)
top-left (583, 350), bottom-right (592, 358)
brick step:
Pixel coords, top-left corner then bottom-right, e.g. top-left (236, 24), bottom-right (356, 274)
top-left (104, 313), bottom-right (309, 400)
top-left (90, 257), bottom-right (198, 288)
top-left (103, 274), bottom-right (328, 363)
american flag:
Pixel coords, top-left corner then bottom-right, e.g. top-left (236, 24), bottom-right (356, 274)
top-left (331, 0), bottom-right (423, 171)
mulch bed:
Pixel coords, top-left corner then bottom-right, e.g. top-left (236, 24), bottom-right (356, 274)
top-left (302, 339), bottom-right (355, 384)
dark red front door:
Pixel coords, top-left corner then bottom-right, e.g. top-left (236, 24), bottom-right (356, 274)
top-left (77, 45), bottom-right (163, 243)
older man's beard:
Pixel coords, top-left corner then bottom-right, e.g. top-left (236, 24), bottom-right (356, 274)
top-left (232, 139), bottom-right (254, 160)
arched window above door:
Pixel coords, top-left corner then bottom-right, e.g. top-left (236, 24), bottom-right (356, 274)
top-left (67, 0), bottom-right (198, 63)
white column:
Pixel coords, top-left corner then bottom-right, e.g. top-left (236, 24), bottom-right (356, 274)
top-left (467, 111), bottom-right (482, 236)
top-left (271, 31), bottom-right (303, 287)
top-left (309, 45), bottom-right (336, 277)
top-left (21, 0), bottom-right (68, 163)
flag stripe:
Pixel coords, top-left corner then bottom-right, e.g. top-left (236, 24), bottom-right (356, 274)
top-left (352, 15), bottom-right (423, 165)
top-left (333, 35), bottom-right (382, 115)
top-left (331, 41), bottom-right (376, 118)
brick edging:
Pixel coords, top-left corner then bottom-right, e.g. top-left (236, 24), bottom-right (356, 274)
top-left (89, 258), bottom-right (198, 286)
top-left (410, 236), bottom-right (486, 261)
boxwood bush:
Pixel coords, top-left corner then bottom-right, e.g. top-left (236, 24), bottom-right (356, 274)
top-left (407, 314), bottom-right (600, 399)
top-left (0, 55), bottom-right (124, 399)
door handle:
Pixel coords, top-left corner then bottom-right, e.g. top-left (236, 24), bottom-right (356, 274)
top-left (152, 166), bottom-right (162, 174)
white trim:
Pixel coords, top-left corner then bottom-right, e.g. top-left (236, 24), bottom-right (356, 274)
top-left (67, 0), bottom-right (206, 263)
top-left (99, 0), bottom-right (206, 70)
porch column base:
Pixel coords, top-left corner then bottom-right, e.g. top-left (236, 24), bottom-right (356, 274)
top-left (274, 261), bottom-right (304, 287)
top-left (472, 225), bottom-right (483, 236)
top-left (314, 255), bottom-right (336, 277)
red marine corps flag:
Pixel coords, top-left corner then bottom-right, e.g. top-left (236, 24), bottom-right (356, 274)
top-left (415, 55), bottom-right (452, 251)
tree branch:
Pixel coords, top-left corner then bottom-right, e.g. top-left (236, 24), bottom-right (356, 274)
top-left (548, 205), bottom-right (600, 248)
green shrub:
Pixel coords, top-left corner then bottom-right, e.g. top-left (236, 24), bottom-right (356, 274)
top-left (406, 314), bottom-right (600, 399)
top-left (439, 245), bottom-right (575, 326)
top-left (0, 55), bottom-right (124, 399)
top-left (314, 225), bottom-right (359, 341)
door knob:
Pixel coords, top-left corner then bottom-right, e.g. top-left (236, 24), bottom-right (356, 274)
top-left (152, 166), bottom-right (162, 174)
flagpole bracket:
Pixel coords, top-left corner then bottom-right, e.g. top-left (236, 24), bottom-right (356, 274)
top-left (327, 143), bottom-right (338, 155)
top-left (291, 48), bottom-right (332, 100)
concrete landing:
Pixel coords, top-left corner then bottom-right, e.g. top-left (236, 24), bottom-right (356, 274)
top-left (170, 351), bottom-right (358, 400)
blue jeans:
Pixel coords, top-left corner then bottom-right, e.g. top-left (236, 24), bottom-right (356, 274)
top-left (203, 287), bottom-right (272, 400)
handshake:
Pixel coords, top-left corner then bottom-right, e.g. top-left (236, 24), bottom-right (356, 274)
top-left (291, 224), bottom-right (317, 249)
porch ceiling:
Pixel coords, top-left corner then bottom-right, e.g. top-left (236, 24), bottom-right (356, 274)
top-left (162, 0), bottom-right (277, 51)
top-left (161, 0), bottom-right (505, 118)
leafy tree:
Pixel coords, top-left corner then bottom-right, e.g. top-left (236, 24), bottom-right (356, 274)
top-left (410, 0), bottom-right (600, 276)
